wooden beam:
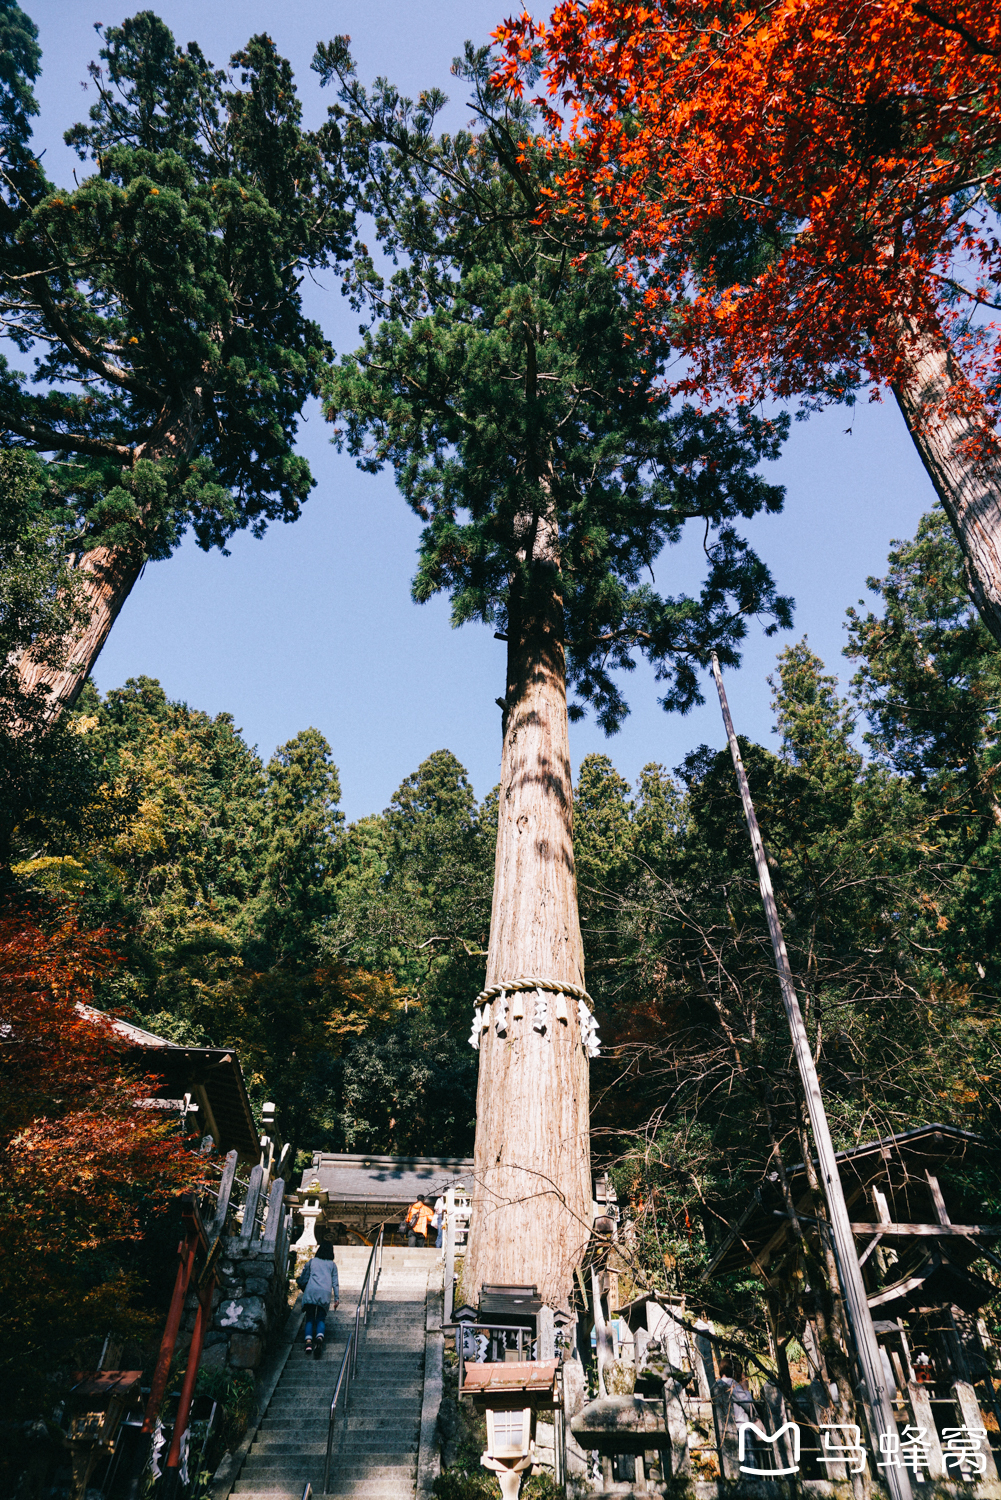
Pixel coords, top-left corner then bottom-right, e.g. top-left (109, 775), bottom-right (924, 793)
top-left (926, 1171), bottom-right (951, 1226)
top-left (849, 1223), bottom-right (1001, 1237)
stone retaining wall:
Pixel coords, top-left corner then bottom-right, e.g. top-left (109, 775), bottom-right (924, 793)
top-left (178, 1167), bottom-right (295, 1373)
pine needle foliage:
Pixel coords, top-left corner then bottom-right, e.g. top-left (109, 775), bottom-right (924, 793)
top-left (314, 41), bottom-right (793, 727)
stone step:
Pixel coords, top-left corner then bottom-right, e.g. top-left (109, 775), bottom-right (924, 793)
top-left (260, 1406), bottom-right (422, 1430)
top-left (244, 1459), bottom-right (417, 1478)
top-left (268, 1372), bottom-right (422, 1394)
top-left (278, 1379), bottom-right (420, 1398)
top-left (238, 1476), bottom-right (414, 1488)
top-left (243, 1456), bottom-right (417, 1478)
top-left (242, 1451), bottom-right (416, 1474)
top-left (235, 1484), bottom-right (417, 1495)
top-left (255, 1419), bottom-right (420, 1440)
top-left (266, 1386), bottom-right (422, 1410)
top-left (239, 1485), bottom-right (415, 1495)
top-left (281, 1357), bottom-right (424, 1370)
top-left (252, 1432), bottom-right (420, 1450)
top-left (245, 1439), bottom-right (419, 1461)
top-left (249, 1435), bottom-right (419, 1453)
top-left (266, 1384), bottom-right (424, 1404)
top-left (253, 1439), bottom-right (420, 1455)
top-left (242, 1469), bottom-right (417, 1485)
top-left (274, 1359), bottom-right (424, 1378)
top-left (276, 1365), bottom-right (423, 1378)
top-left (261, 1412), bottom-right (420, 1429)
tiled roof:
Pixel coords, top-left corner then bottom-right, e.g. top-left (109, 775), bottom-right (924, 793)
top-left (462, 1359), bottom-right (559, 1395)
top-left (303, 1152), bottom-right (474, 1205)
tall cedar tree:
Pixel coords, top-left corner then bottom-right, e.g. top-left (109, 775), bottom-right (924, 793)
top-left (314, 41), bottom-right (791, 1305)
top-left (0, 5), bottom-right (351, 730)
top-left (497, 0), bottom-right (1001, 646)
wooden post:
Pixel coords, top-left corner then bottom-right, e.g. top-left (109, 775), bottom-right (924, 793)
top-left (590, 1266), bottom-right (611, 1398)
top-left (710, 654), bottom-right (912, 1500)
top-left (241, 1164), bottom-right (265, 1242)
top-left (261, 1177), bottom-right (286, 1250)
top-left (212, 1149), bottom-right (239, 1238)
top-left (162, 1277), bottom-right (214, 1491)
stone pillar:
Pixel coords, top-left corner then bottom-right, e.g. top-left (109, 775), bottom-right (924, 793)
top-left (297, 1198), bottom-right (323, 1261)
top-left (662, 1378), bottom-right (692, 1479)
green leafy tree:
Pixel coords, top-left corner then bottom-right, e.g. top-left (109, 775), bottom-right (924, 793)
top-left (316, 1011), bottom-right (478, 1157)
top-left (314, 40), bottom-right (791, 1302)
top-left (574, 755), bottom-right (635, 894)
top-left (250, 728), bottom-right (345, 965)
top-left (0, 448), bottom-right (93, 861)
top-left (846, 507), bottom-right (1001, 982)
top-left (320, 750), bottom-right (494, 1155)
top-left (326, 750), bottom-right (493, 1005)
top-left (0, 5), bottom-right (352, 726)
top-left (57, 675), bottom-right (268, 962)
top-left (846, 507), bottom-right (1001, 817)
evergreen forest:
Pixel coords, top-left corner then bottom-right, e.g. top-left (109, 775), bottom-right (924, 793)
top-left (5, 499), bottom-right (1000, 1382)
top-left (2, 0), bottom-right (1001, 1482)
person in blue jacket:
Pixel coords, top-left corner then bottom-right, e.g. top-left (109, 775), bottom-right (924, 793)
top-left (298, 1240), bottom-right (339, 1357)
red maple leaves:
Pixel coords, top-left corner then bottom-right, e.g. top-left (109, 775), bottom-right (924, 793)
top-left (496, 0), bottom-right (1001, 417)
top-left (0, 904), bottom-right (199, 1392)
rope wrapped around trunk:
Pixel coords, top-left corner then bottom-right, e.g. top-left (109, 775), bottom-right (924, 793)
top-left (468, 976), bottom-right (600, 1056)
top-left (474, 976), bottom-right (592, 1006)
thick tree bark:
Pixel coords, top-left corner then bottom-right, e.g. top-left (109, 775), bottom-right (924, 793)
top-left (463, 517), bottom-right (592, 1312)
top-left (16, 543), bottom-right (145, 723)
top-left (13, 389), bottom-right (207, 724)
top-left (890, 307), bottom-right (1001, 646)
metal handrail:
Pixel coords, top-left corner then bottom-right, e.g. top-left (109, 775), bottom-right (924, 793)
top-left (323, 1227), bottom-right (384, 1494)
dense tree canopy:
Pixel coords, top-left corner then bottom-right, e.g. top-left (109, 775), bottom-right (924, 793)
top-left (0, 3), bottom-right (353, 722)
top-left (498, 0), bottom-right (1001, 406)
top-left (0, 449), bottom-right (92, 858)
top-left (316, 40), bottom-right (792, 725)
top-left (496, 0), bottom-right (1001, 645)
top-left (4, 499), bottom-right (1000, 1446)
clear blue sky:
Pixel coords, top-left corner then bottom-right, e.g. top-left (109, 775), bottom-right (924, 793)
top-left (22, 0), bottom-right (937, 821)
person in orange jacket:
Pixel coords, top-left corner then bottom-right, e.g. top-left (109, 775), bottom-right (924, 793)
top-left (406, 1195), bottom-right (434, 1246)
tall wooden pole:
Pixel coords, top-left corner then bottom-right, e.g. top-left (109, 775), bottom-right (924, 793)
top-left (710, 654), bottom-right (910, 1500)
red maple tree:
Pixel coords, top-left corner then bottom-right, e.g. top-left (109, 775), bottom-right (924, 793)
top-left (0, 903), bottom-right (198, 1428)
top-left (496, 0), bottom-right (1001, 640)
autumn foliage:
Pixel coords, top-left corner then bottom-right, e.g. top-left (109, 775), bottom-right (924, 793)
top-left (496, 0), bottom-right (1001, 413)
top-left (0, 903), bottom-right (197, 1419)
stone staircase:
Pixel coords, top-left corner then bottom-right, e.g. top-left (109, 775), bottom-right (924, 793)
top-left (232, 1245), bottom-right (438, 1500)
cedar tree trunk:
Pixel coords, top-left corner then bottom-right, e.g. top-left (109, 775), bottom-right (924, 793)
top-left (463, 514), bottom-right (592, 1311)
top-left (890, 307), bottom-right (1001, 646)
top-left (13, 390), bottom-right (207, 725)
top-left (16, 543), bottom-right (145, 723)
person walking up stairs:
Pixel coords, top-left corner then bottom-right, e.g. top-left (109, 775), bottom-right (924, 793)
top-left (232, 1245), bottom-right (438, 1500)
top-left (298, 1241), bottom-right (340, 1359)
